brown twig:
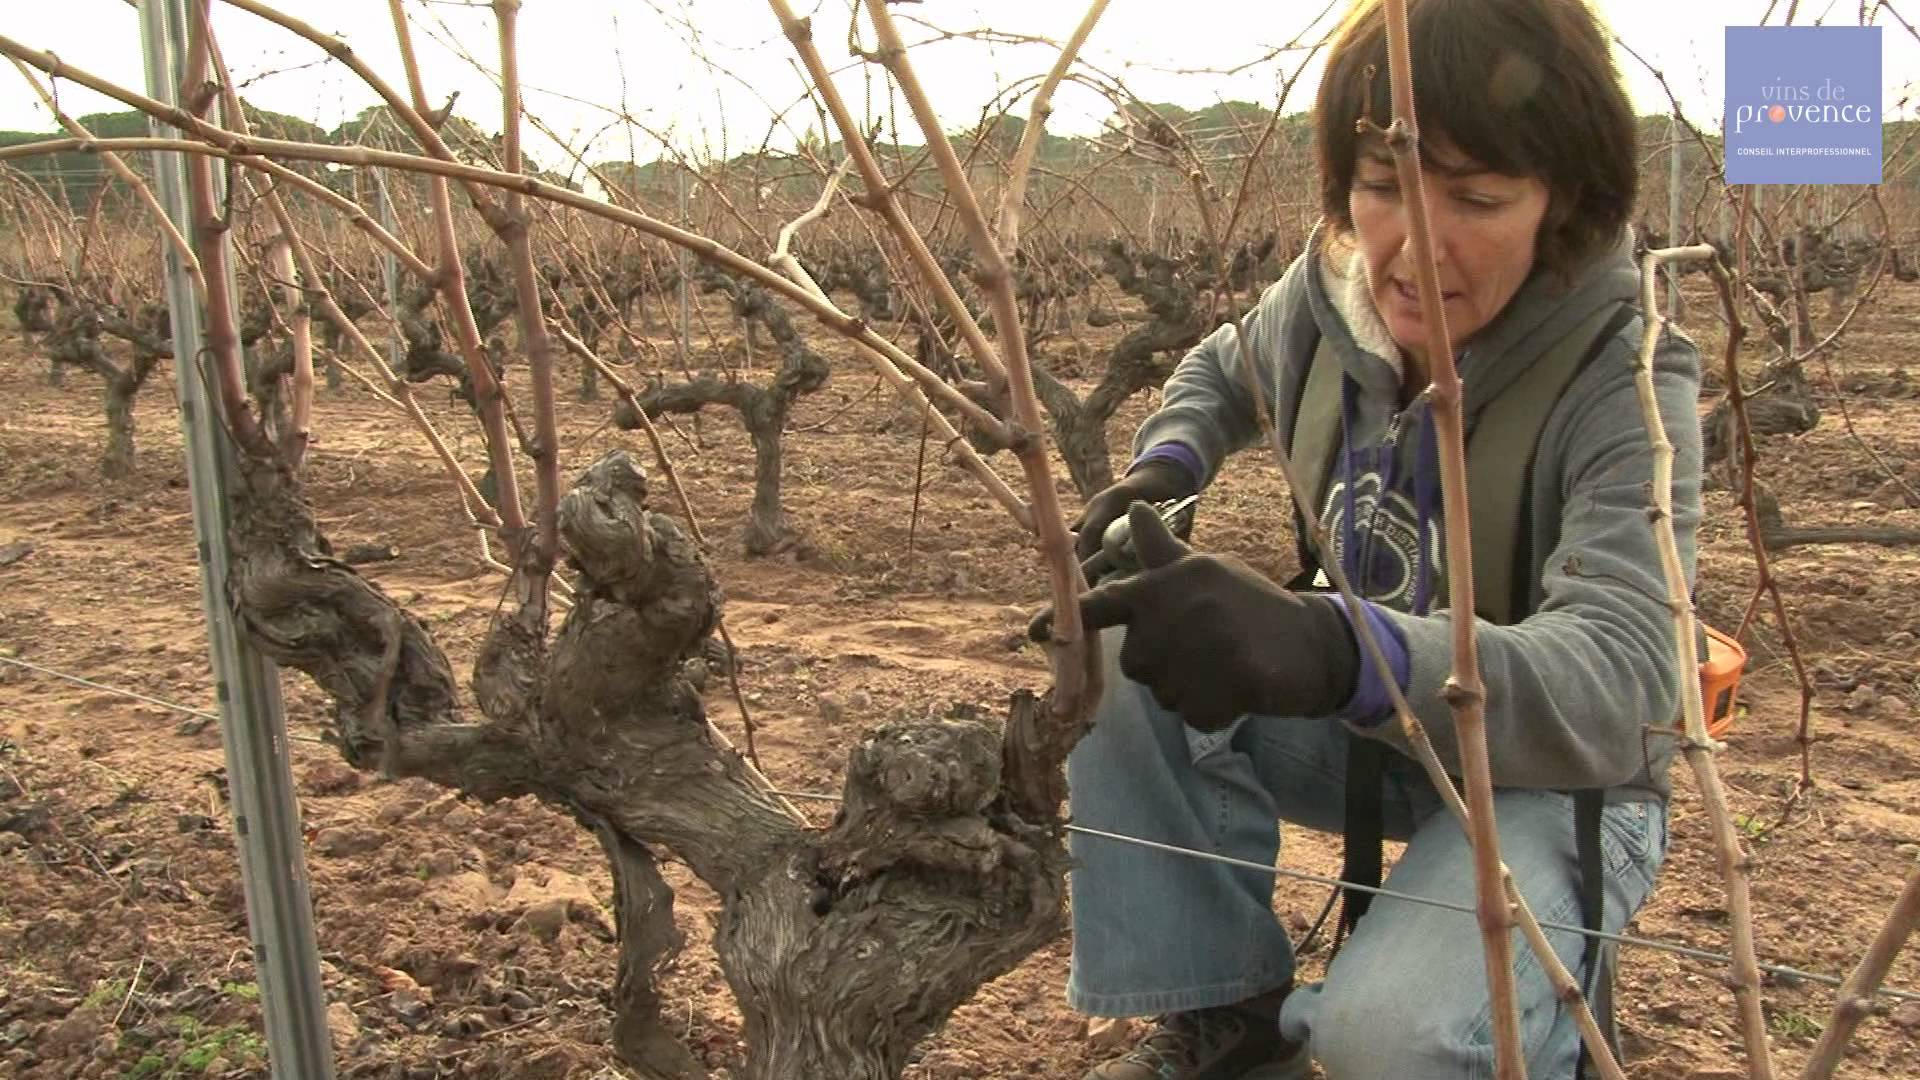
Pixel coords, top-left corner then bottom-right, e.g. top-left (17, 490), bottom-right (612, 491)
top-left (994, 0), bottom-right (1109, 256)
top-left (259, 154), bottom-right (437, 279)
top-left (1810, 191), bottom-right (1916, 509)
top-left (1796, 860), bottom-right (1920, 1079)
top-left (856, 0), bottom-right (1104, 731)
top-left (111, 957), bottom-right (144, 1028)
top-left (6, 21), bottom-right (458, 282)
top-left (181, 2), bottom-right (270, 460)
top-left (907, 404), bottom-right (930, 573)
top-left (279, 224), bottom-right (499, 531)
top-left (203, 36), bottom-right (314, 468)
top-left (194, 65), bottom-right (506, 567)
top-left (1140, 99), bottom-right (1243, 318)
top-left (763, 153), bottom-right (1030, 526)
top-left (1376, 4), bottom-right (1521, 1070)
top-left (8, 58), bottom-right (203, 298)
top-left (0, 113), bottom-right (1015, 470)
top-left (770, 2), bottom-right (1016, 414)
top-left (266, 227), bottom-right (315, 465)
top-left (1215, 51), bottom-right (1325, 267)
top-left (384, 0), bottom-right (532, 564)
top-left (491, 0), bottom-right (562, 591)
top-left (1716, 190), bottom-right (1816, 793)
top-left (1648, 243), bottom-right (1776, 1080)
top-left (789, 374), bottom-right (882, 434)
top-left (552, 336), bottom-right (700, 544)
top-left (214, 0), bottom-right (499, 216)
top-left (1761, 522), bottom-right (1920, 551)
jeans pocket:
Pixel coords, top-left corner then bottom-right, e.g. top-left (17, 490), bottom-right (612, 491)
top-left (1598, 801), bottom-right (1660, 880)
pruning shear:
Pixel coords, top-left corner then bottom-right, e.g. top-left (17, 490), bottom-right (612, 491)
top-left (1079, 494), bottom-right (1200, 586)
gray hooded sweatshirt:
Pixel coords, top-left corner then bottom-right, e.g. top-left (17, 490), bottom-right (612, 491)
top-left (1131, 224), bottom-right (1704, 802)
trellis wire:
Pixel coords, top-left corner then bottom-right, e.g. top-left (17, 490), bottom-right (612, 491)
top-left (0, 655), bottom-right (333, 744)
top-left (3, 645), bottom-right (1915, 1007)
top-left (765, 789), bottom-right (1920, 1005)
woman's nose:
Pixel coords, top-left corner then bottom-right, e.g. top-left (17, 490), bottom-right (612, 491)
top-left (1398, 195), bottom-right (1453, 273)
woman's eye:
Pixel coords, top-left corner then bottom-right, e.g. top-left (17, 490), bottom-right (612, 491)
top-left (1355, 179), bottom-right (1398, 196)
top-left (1458, 191), bottom-right (1507, 210)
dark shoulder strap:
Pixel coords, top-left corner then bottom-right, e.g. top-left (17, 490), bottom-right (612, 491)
top-left (1337, 305), bottom-right (1639, 968)
top-left (1453, 301), bottom-right (1638, 625)
top-left (1285, 334), bottom-right (1345, 587)
top-left (1337, 738), bottom-right (1387, 941)
top-left (1573, 789), bottom-right (1618, 1078)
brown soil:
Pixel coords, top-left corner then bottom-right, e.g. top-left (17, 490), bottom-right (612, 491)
top-left (2, 280), bottom-right (1918, 1079)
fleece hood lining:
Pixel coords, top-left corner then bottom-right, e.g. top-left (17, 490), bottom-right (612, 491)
top-left (1332, 247), bottom-right (1405, 378)
top-left (1308, 223), bottom-right (1642, 417)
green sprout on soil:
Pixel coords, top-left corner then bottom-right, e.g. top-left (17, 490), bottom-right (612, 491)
top-left (124, 1019), bottom-right (267, 1078)
top-left (84, 978), bottom-right (130, 1008)
top-left (1769, 1009), bottom-right (1823, 1040)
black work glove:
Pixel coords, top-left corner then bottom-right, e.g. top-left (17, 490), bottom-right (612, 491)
top-left (1036, 502), bottom-right (1361, 732)
top-left (1073, 460), bottom-right (1196, 564)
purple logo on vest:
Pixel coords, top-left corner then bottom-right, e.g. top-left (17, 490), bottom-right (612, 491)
top-left (1724, 26), bottom-right (1881, 184)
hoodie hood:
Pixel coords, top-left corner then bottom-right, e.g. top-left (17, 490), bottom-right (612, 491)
top-left (1302, 220), bottom-right (1641, 425)
top-left (1287, 219), bottom-right (1638, 620)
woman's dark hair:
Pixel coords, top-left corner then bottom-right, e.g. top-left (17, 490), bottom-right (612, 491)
top-left (1316, 0), bottom-right (1638, 276)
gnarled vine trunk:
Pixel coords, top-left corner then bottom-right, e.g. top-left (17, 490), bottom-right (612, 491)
top-left (614, 276), bottom-right (828, 555)
top-left (102, 373), bottom-right (142, 478)
top-left (37, 297), bottom-right (170, 478)
top-left (222, 448), bottom-right (1069, 1079)
top-left (979, 238), bottom-right (1225, 497)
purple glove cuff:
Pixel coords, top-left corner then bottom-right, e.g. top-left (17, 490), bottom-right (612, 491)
top-left (1321, 594), bottom-right (1409, 727)
top-left (1128, 443), bottom-right (1204, 491)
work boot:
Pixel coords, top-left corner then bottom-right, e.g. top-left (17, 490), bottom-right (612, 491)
top-left (1082, 993), bottom-right (1309, 1080)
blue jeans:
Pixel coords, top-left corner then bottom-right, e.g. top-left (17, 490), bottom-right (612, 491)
top-left (1067, 627), bottom-right (1669, 1078)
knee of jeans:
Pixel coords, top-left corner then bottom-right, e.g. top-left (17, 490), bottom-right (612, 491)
top-left (1307, 965), bottom-right (1480, 1077)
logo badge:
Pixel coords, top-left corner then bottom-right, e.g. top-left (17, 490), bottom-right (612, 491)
top-left (1724, 26), bottom-right (1882, 184)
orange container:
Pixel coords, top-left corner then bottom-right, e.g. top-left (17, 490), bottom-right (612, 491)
top-left (1700, 623), bottom-right (1747, 740)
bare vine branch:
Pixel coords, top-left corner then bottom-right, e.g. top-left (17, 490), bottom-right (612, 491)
top-left (8, 57), bottom-right (203, 298)
top-left (1652, 241), bottom-right (1777, 1080)
top-left (1797, 860), bottom-right (1920, 1079)
top-left (853, 0), bottom-right (1104, 740)
top-left (995, 0), bottom-right (1110, 255)
top-left (1376, 3), bottom-right (1522, 1068)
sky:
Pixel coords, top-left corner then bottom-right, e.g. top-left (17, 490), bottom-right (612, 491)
top-left (3, 1), bottom-right (1916, 178)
